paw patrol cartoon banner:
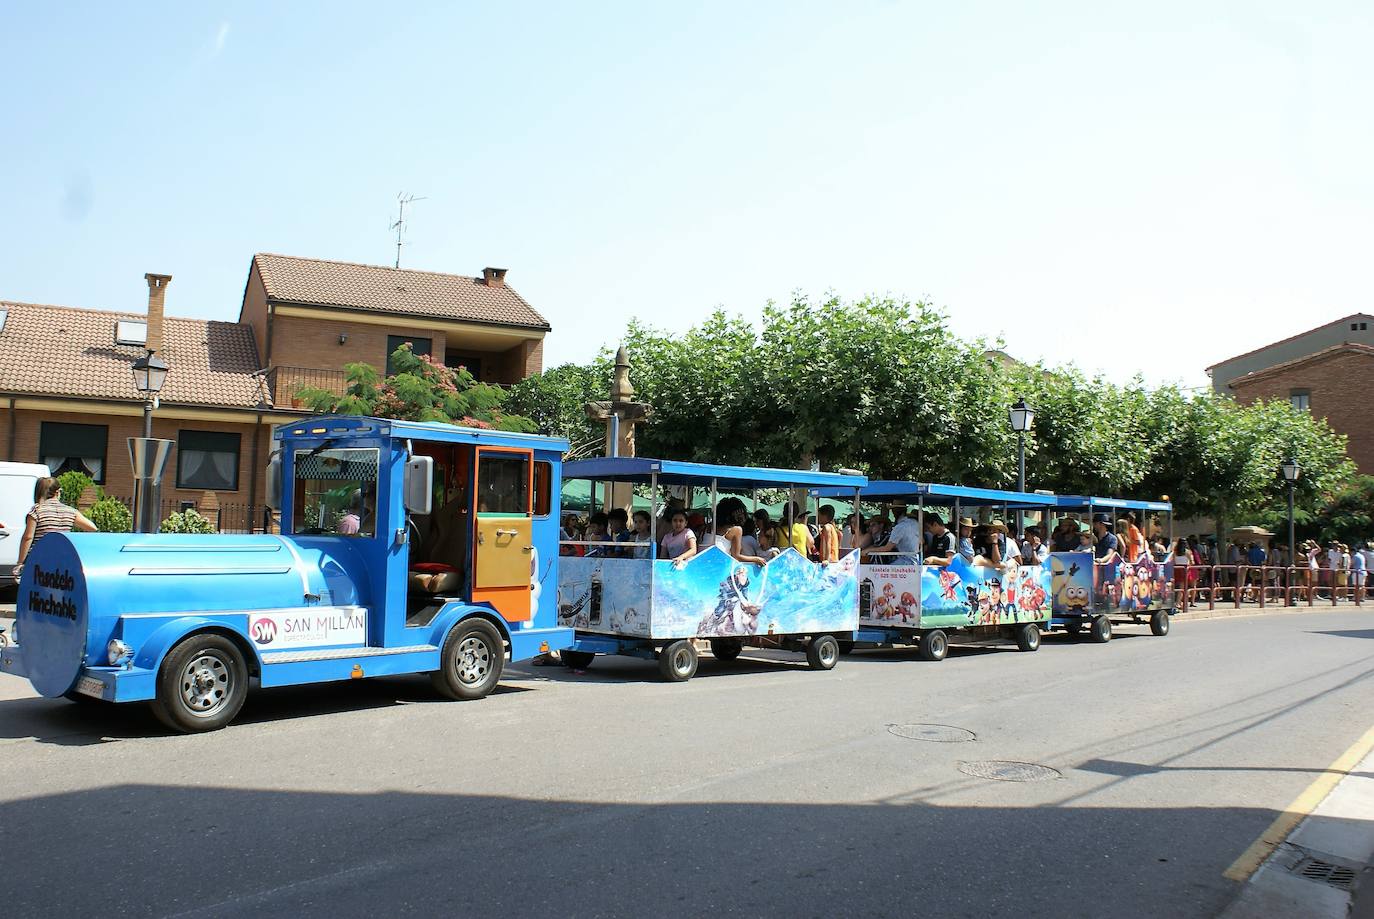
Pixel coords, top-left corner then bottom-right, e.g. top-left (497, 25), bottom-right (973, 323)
top-left (858, 557), bottom-right (1052, 630)
top-left (918, 556), bottom-right (1053, 629)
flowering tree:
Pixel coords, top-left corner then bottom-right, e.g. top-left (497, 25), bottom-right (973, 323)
top-left (296, 344), bottom-right (535, 432)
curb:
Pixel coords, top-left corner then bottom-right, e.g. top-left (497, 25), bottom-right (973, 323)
top-left (1178, 602), bottom-right (1366, 623)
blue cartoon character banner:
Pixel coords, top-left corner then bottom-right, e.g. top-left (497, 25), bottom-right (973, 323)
top-left (558, 546), bottom-right (858, 641)
top-left (858, 557), bottom-right (1052, 629)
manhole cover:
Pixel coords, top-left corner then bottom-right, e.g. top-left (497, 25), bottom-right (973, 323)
top-left (958, 760), bottom-right (1062, 782)
top-left (888, 723), bottom-right (977, 743)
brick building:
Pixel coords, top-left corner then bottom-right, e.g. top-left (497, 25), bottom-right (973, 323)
top-left (1208, 314), bottom-right (1374, 473)
top-left (0, 255), bottom-right (550, 526)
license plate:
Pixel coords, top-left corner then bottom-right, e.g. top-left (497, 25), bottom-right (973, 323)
top-left (75, 675), bottom-right (106, 700)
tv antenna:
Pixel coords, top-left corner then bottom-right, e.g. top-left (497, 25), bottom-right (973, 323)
top-left (390, 192), bottom-right (427, 268)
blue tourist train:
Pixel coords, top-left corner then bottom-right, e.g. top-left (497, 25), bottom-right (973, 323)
top-left (2, 415), bottom-right (574, 731)
top-left (0, 414), bottom-right (1176, 732)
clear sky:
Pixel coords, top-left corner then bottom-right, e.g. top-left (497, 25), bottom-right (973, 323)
top-left (3, 1), bottom-right (1370, 388)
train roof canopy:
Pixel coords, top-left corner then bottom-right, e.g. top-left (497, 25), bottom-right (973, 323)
top-left (275, 414), bottom-right (571, 453)
top-left (813, 480), bottom-right (1059, 507)
top-left (562, 457), bottom-right (867, 491)
top-left (1053, 495), bottom-right (1173, 513)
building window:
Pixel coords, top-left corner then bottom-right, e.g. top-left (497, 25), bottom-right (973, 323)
top-left (444, 352), bottom-right (482, 380)
top-left (39, 422), bottom-right (108, 483)
top-left (177, 430), bottom-right (241, 491)
top-left (386, 335), bottom-right (432, 374)
top-left (1354, 322), bottom-right (1369, 331)
top-left (1290, 391), bottom-right (1311, 412)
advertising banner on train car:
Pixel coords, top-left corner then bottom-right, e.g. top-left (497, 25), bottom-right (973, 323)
top-left (653, 546), bottom-right (858, 640)
top-left (858, 557), bottom-right (1052, 629)
top-left (557, 556), bottom-right (652, 637)
top-left (1050, 551), bottom-right (1174, 615)
top-left (918, 556), bottom-right (1052, 629)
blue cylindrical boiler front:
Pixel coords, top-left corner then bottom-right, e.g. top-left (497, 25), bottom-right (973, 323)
top-left (17, 533), bottom-right (370, 697)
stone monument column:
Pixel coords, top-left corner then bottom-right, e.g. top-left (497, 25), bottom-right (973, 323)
top-left (585, 345), bottom-right (652, 511)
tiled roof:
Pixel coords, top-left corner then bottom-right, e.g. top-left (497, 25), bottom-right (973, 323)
top-left (253, 253), bottom-right (551, 331)
top-left (0, 301), bottom-right (268, 409)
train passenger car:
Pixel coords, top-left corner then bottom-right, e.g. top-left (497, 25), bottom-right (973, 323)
top-left (819, 482), bottom-right (1059, 660)
top-left (556, 458), bottom-right (866, 680)
top-left (1045, 495), bottom-right (1175, 641)
top-left (1, 415), bottom-right (574, 732)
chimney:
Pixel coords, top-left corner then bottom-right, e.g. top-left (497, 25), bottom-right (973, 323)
top-left (144, 272), bottom-right (172, 352)
top-left (481, 267), bottom-right (507, 288)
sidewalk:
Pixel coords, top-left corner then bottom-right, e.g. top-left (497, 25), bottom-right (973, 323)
top-left (1221, 742), bottom-right (1374, 918)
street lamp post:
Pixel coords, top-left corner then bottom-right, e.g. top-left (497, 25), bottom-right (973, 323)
top-left (1009, 399), bottom-right (1034, 493)
top-left (130, 350), bottom-right (172, 533)
top-left (131, 350), bottom-right (169, 438)
top-left (1281, 458), bottom-right (1300, 577)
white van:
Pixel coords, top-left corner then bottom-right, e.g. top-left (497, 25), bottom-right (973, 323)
top-left (0, 462), bottom-right (51, 588)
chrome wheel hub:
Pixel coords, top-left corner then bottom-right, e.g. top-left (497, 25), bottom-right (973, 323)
top-left (455, 636), bottom-right (491, 685)
top-left (180, 654), bottom-right (230, 716)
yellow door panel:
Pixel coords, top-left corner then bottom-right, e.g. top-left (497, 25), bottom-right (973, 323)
top-left (475, 517), bottom-right (533, 589)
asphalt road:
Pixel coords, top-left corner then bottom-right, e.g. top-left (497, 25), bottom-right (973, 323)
top-left (3, 609), bottom-right (1373, 919)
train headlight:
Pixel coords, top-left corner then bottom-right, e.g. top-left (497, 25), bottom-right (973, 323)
top-left (107, 639), bottom-right (133, 667)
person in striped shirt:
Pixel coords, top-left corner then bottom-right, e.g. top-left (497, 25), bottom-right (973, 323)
top-left (14, 476), bottom-right (98, 576)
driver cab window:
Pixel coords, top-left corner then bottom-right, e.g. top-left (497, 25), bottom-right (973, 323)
top-left (478, 454), bottom-right (529, 515)
top-left (292, 447), bottom-right (380, 536)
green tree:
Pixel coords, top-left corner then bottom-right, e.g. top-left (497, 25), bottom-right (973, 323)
top-left (56, 470), bottom-right (95, 507)
top-left (297, 344), bottom-right (535, 432)
top-left (505, 356), bottom-right (613, 458)
top-left (159, 508), bottom-right (217, 534)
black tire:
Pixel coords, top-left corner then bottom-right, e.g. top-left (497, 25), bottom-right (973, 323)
top-left (150, 633), bottom-right (249, 733)
top-left (658, 639), bottom-right (698, 682)
top-left (918, 629), bottom-right (949, 662)
top-left (709, 638), bottom-right (743, 662)
top-left (430, 618), bottom-right (506, 700)
top-left (838, 639), bottom-right (855, 656)
top-left (1015, 623), bottom-right (1041, 652)
top-left (1150, 610), bottom-right (1171, 637)
top-left (1090, 615), bottom-right (1112, 643)
top-left (806, 634), bottom-right (840, 671)
top-left (561, 650), bottom-right (596, 669)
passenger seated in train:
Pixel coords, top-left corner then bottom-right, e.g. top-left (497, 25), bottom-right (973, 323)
top-left (921, 515), bottom-right (956, 567)
top-left (661, 509), bottom-right (698, 565)
top-left (717, 499), bottom-right (768, 567)
top-left (957, 517), bottom-right (976, 562)
top-left (622, 509), bottom-right (654, 558)
top-left (583, 512), bottom-right (611, 557)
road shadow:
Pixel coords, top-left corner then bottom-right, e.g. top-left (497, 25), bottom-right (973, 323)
top-left (0, 784), bottom-right (1330, 919)
top-left (0, 675), bottom-right (533, 745)
top-left (1310, 630), bottom-right (1374, 640)
top-left (1078, 757), bottom-right (1374, 781)
top-left (516, 651), bottom-right (812, 685)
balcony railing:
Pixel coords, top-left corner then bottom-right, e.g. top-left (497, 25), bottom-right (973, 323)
top-left (266, 366), bottom-right (348, 410)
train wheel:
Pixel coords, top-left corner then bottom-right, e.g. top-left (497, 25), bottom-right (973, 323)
top-left (431, 618), bottom-right (505, 700)
top-left (1015, 623), bottom-right (1041, 652)
top-left (709, 638), bottom-right (743, 662)
top-left (561, 650), bottom-right (596, 669)
top-left (150, 634), bottom-right (248, 733)
top-left (806, 635), bottom-right (840, 671)
top-left (1090, 615), bottom-right (1113, 643)
top-left (658, 640), bottom-right (698, 682)
top-left (918, 629), bottom-right (948, 662)
top-left (1150, 610), bottom-right (1171, 637)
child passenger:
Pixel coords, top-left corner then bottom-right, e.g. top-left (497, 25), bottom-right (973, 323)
top-left (661, 509), bottom-right (698, 566)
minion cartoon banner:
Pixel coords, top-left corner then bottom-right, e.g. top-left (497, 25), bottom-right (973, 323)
top-left (1048, 552), bottom-right (1175, 615)
top-left (556, 546), bottom-right (859, 641)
